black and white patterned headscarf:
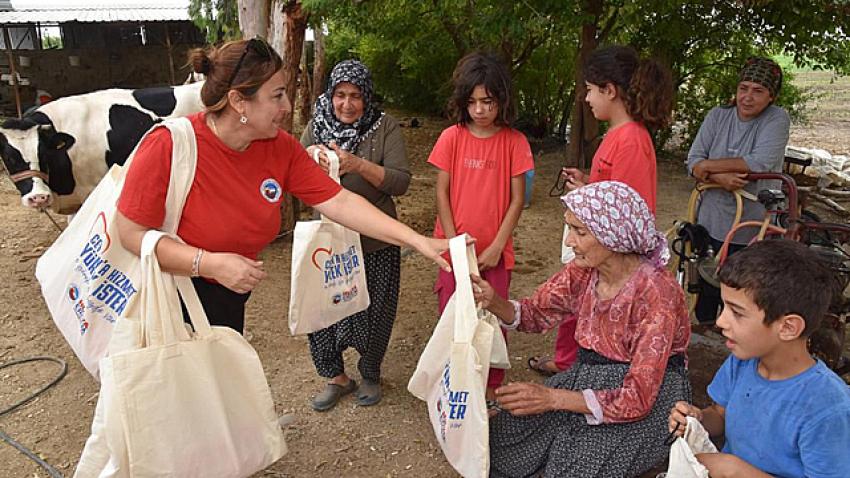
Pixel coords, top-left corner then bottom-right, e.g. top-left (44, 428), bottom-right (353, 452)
top-left (311, 60), bottom-right (384, 152)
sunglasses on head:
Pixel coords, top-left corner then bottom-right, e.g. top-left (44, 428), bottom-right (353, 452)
top-left (226, 37), bottom-right (274, 89)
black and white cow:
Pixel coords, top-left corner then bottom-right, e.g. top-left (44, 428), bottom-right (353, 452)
top-left (0, 82), bottom-right (204, 212)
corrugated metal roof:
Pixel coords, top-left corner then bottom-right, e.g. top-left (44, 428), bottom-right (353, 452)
top-left (0, 5), bottom-right (190, 24)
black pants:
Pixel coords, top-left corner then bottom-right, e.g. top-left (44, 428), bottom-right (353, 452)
top-left (694, 237), bottom-right (745, 324)
top-left (180, 277), bottom-right (251, 334)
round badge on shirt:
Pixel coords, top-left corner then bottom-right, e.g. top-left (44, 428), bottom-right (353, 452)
top-left (260, 178), bottom-right (282, 203)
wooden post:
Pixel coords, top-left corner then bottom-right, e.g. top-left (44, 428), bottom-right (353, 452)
top-left (165, 24), bottom-right (176, 85)
top-left (2, 26), bottom-right (22, 118)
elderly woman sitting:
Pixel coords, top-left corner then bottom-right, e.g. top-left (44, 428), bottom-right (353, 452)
top-left (473, 181), bottom-right (691, 478)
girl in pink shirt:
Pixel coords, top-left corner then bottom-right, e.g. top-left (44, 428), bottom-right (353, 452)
top-left (531, 45), bottom-right (673, 375)
top-left (428, 52), bottom-right (534, 397)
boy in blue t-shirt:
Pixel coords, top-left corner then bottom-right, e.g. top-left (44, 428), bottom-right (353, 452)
top-left (668, 239), bottom-right (850, 478)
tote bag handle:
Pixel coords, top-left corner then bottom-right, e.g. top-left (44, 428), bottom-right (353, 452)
top-left (114, 118), bottom-right (198, 235)
top-left (311, 148), bottom-right (341, 183)
top-left (448, 234), bottom-right (479, 344)
top-left (160, 118), bottom-right (198, 234)
top-left (139, 231), bottom-right (214, 347)
top-left (311, 148), bottom-right (341, 225)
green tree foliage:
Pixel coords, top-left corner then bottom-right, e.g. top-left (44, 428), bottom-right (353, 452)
top-left (42, 35), bottom-right (62, 49)
top-left (620, 0), bottom-right (846, 144)
top-left (189, 0), bottom-right (242, 43)
top-left (305, 0), bottom-right (580, 134)
top-left (303, 0), bottom-right (850, 147)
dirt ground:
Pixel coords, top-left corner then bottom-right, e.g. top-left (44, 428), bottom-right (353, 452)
top-left (1, 108), bottom-right (847, 477)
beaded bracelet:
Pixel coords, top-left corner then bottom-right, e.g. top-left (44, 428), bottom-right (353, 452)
top-left (191, 248), bottom-right (204, 278)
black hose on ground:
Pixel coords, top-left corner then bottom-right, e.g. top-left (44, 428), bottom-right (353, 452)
top-left (0, 355), bottom-right (68, 478)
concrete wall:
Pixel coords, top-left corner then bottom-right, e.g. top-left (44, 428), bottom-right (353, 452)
top-left (2, 44), bottom-right (200, 114)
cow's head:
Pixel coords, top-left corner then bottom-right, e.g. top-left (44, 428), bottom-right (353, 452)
top-left (0, 111), bottom-right (76, 209)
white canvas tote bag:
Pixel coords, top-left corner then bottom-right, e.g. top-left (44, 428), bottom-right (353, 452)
top-left (35, 118), bottom-right (197, 378)
top-left (480, 307), bottom-right (510, 369)
top-left (288, 150), bottom-right (370, 335)
top-left (465, 248), bottom-right (509, 370)
top-left (408, 235), bottom-right (495, 478)
top-left (76, 231), bottom-right (285, 478)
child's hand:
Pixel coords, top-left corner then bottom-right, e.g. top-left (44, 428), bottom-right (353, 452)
top-left (668, 401), bottom-right (703, 437)
top-left (562, 167), bottom-right (586, 191)
top-left (477, 244), bottom-right (502, 271)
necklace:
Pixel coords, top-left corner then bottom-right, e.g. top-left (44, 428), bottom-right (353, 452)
top-left (208, 114), bottom-right (251, 151)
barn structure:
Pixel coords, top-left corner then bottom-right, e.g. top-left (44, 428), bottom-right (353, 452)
top-left (0, 0), bottom-right (204, 116)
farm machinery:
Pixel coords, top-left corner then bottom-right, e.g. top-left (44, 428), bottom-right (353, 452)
top-left (671, 171), bottom-right (850, 380)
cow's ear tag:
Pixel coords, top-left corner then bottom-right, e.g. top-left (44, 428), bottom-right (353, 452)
top-left (55, 141), bottom-right (65, 150)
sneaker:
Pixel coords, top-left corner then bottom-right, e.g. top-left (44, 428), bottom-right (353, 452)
top-left (311, 380), bottom-right (357, 412)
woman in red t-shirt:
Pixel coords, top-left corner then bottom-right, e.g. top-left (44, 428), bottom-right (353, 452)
top-left (116, 38), bottom-right (450, 333)
top-left (529, 45), bottom-right (673, 376)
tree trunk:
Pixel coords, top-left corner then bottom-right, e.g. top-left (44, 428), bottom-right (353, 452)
top-left (558, 88), bottom-right (575, 141)
top-left (266, 1), bottom-right (307, 232)
top-left (269, 0), bottom-right (307, 133)
top-left (568, 0), bottom-right (602, 169)
top-left (296, 39), bottom-right (312, 127)
top-left (311, 24), bottom-right (326, 103)
top-left (237, 0), bottom-right (270, 39)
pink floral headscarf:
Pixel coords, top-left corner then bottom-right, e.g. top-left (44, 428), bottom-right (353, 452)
top-left (561, 181), bottom-right (669, 268)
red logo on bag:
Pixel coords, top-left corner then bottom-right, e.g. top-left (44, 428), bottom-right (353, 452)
top-left (311, 247), bottom-right (332, 269)
top-left (86, 211), bottom-right (111, 252)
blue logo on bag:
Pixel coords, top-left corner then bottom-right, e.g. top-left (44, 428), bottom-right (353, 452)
top-left (69, 215), bottom-right (138, 327)
top-left (435, 363), bottom-right (470, 442)
top-left (311, 245), bottom-right (362, 287)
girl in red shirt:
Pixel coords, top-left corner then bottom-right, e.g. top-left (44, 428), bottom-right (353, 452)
top-left (428, 53), bottom-right (534, 397)
top-left (530, 45), bottom-right (673, 375)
